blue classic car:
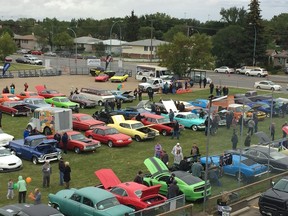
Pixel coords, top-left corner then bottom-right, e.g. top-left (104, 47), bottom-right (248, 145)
top-left (23, 98), bottom-right (51, 112)
top-left (110, 90), bottom-right (135, 103)
top-left (247, 102), bottom-right (278, 117)
top-left (200, 154), bottom-right (268, 182)
top-left (188, 99), bottom-right (209, 108)
top-left (162, 112), bottom-right (205, 131)
top-left (114, 107), bottom-right (149, 120)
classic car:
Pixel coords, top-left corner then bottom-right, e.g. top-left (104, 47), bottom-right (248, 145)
top-left (227, 104), bottom-right (266, 121)
top-left (92, 110), bottom-right (118, 124)
top-left (45, 97), bottom-right (79, 110)
top-left (95, 169), bottom-right (166, 210)
top-left (200, 154), bottom-right (268, 182)
top-left (132, 113), bottom-right (184, 136)
top-left (188, 99), bottom-right (209, 108)
top-left (110, 72), bottom-right (129, 82)
top-left (108, 115), bottom-right (159, 142)
top-left (0, 204), bottom-right (64, 216)
top-left (68, 93), bottom-right (97, 109)
top-left (72, 113), bottom-right (105, 131)
top-left (35, 85), bottom-right (66, 99)
top-left (0, 93), bottom-right (21, 103)
top-left (162, 112), bottom-right (205, 131)
top-left (85, 126), bottom-right (132, 147)
top-left (143, 157), bottom-right (211, 201)
top-left (80, 88), bottom-right (115, 106)
top-left (0, 129), bottom-right (14, 147)
top-left (114, 107), bottom-right (149, 120)
top-left (247, 102), bottom-right (278, 117)
top-left (0, 101), bottom-right (31, 117)
top-left (16, 91), bottom-right (44, 100)
top-left (22, 98), bottom-right (51, 112)
top-left (95, 73), bottom-right (110, 82)
top-left (177, 101), bottom-right (203, 114)
top-left (57, 131), bottom-right (101, 154)
top-left (110, 90), bottom-right (135, 103)
top-left (227, 145), bottom-right (288, 172)
top-left (48, 187), bottom-right (134, 216)
top-left (15, 57), bottom-right (30, 64)
top-left (0, 147), bottom-right (22, 172)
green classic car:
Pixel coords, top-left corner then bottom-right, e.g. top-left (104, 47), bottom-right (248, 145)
top-left (48, 186), bottom-right (134, 216)
top-left (143, 157), bottom-right (211, 201)
top-left (45, 96), bottom-right (79, 110)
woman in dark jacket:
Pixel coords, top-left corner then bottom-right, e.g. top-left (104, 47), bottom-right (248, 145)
top-left (63, 161), bottom-right (71, 189)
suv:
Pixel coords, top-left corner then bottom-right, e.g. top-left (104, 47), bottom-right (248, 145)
top-left (26, 56), bottom-right (43, 65)
top-left (245, 68), bottom-right (268, 77)
top-left (80, 88), bottom-right (115, 106)
top-left (236, 66), bottom-right (260, 75)
top-left (138, 78), bottom-right (165, 92)
top-left (259, 176), bottom-right (288, 215)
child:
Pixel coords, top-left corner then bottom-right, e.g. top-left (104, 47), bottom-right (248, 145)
top-left (7, 179), bottom-right (14, 199)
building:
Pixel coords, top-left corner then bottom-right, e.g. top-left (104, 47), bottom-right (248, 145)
top-left (272, 50), bottom-right (288, 68)
top-left (14, 34), bottom-right (38, 50)
top-left (74, 36), bottom-right (103, 53)
top-left (102, 39), bottom-right (127, 55)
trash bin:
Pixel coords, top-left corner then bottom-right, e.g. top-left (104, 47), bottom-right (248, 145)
top-left (221, 206), bottom-right (232, 216)
top-left (217, 199), bottom-right (227, 215)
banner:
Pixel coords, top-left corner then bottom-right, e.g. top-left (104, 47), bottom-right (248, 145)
top-left (2, 62), bottom-right (10, 75)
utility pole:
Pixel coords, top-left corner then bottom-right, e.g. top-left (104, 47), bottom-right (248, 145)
top-left (150, 20), bottom-right (153, 62)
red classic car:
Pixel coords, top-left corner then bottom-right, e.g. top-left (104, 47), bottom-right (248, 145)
top-left (35, 85), bottom-right (66, 99)
top-left (58, 131), bottom-right (101, 154)
top-left (0, 101), bottom-right (31, 117)
top-left (16, 91), bottom-right (44, 100)
top-left (95, 169), bottom-right (166, 210)
top-left (132, 113), bottom-right (184, 136)
top-left (95, 73), bottom-right (109, 82)
top-left (85, 126), bottom-right (132, 147)
top-left (30, 50), bottom-right (43, 55)
top-left (0, 94), bottom-right (21, 103)
top-left (72, 113), bottom-right (105, 131)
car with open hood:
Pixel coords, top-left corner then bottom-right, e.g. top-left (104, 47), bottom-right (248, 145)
top-left (108, 115), bottom-right (159, 142)
top-left (0, 93), bottom-right (21, 103)
top-left (72, 113), bottom-right (105, 131)
top-left (110, 90), bottom-right (135, 103)
top-left (143, 157), bottom-right (211, 201)
top-left (85, 126), bottom-right (132, 147)
top-left (16, 91), bottom-right (44, 100)
top-left (48, 186), bottom-right (134, 216)
top-left (0, 101), bottom-right (31, 117)
top-left (95, 73), bottom-right (110, 82)
top-left (188, 99), bottom-right (209, 109)
top-left (95, 169), bottom-right (166, 210)
top-left (35, 85), bottom-right (66, 99)
top-left (0, 147), bottom-right (22, 172)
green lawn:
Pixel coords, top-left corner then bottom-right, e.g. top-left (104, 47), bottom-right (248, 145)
top-left (0, 88), bottom-right (285, 211)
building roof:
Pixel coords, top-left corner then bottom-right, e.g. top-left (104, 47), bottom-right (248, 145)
top-left (75, 36), bottom-right (102, 44)
top-left (122, 39), bottom-right (169, 46)
top-left (274, 50), bottom-right (288, 58)
top-left (13, 34), bottom-right (37, 41)
top-left (102, 39), bottom-right (127, 46)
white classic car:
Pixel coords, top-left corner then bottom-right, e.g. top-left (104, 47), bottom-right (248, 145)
top-left (0, 147), bottom-right (23, 172)
top-left (0, 129), bottom-right (14, 147)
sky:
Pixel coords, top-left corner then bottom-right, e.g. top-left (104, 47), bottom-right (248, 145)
top-left (0, 0), bottom-right (287, 22)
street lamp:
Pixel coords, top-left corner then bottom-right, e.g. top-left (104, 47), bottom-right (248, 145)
top-left (67, 27), bottom-right (77, 73)
top-left (109, 21), bottom-right (123, 55)
top-left (251, 24), bottom-right (257, 66)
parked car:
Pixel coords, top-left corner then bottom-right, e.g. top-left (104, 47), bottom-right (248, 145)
top-left (247, 102), bottom-right (278, 117)
top-left (0, 101), bottom-right (31, 117)
top-left (227, 104), bottom-right (266, 121)
top-left (191, 74), bottom-right (212, 84)
top-left (45, 96), bottom-right (79, 110)
top-left (68, 93), bottom-right (97, 109)
top-left (110, 72), bottom-right (129, 82)
top-left (22, 98), bottom-right (51, 112)
top-left (246, 68), bottom-right (268, 77)
top-left (95, 168), bottom-right (166, 210)
top-left (188, 99), bottom-right (209, 109)
top-left (95, 73), bottom-right (110, 82)
top-left (235, 66), bottom-right (260, 75)
top-left (0, 147), bottom-right (22, 172)
top-left (143, 157), bottom-right (211, 201)
top-left (0, 93), bottom-right (21, 103)
top-left (30, 50), bottom-right (43, 55)
top-left (48, 187), bottom-right (134, 216)
top-left (80, 88), bottom-right (115, 106)
top-left (0, 204), bottom-right (64, 216)
top-left (85, 125), bottom-right (132, 147)
top-left (16, 49), bottom-right (30, 54)
top-left (254, 80), bottom-right (282, 91)
top-left (108, 115), bottom-right (159, 142)
top-left (26, 56), bottom-right (43, 65)
top-left (214, 66), bottom-right (235, 73)
top-left (110, 90), bottom-right (135, 103)
top-left (92, 110), bottom-right (118, 124)
top-left (114, 107), bottom-right (149, 120)
top-left (72, 113), bottom-right (105, 131)
top-left (258, 176), bottom-right (288, 215)
top-left (15, 57), bottom-right (29, 64)
top-left (44, 51), bottom-right (57, 57)
top-left (0, 129), bottom-right (14, 147)
top-left (16, 91), bottom-right (44, 100)
top-left (35, 85), bottom-right (66, 98)
top-left (138, 78), bottom-right (164, 92)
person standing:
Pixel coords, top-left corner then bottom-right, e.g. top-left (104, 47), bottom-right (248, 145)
top-left (166, 173), bottom-right (175, 186)
top-left (244, 133), bottom-right (251, 147)
top-left (209, 82), bottom-right (214, 95)
top-left (23, 128), bottom-right (30, 139)
top-left (171, 143), bottom-right (183, 168)
top-left (203, 77), bottom-right (207, 88)
top-left (17, 176), bottom-right (27, 203)
top-left (167, 180), bottom-right (179, 199)
top-left (270, 123), bottom-right (275, 141)
top-left (42, 161), bottom-right (52, 188)
top-left (64, 161), bottom-right (71, 189)
top-left (138, 89), bottom-right (142, 101)
top-left (58, 158), bottom-right (65, 186)
top-left (169, 109), bottom-right (174, 122)
top-left (24, 82), bottom-right (28, 91)
top-left (109, 99), bottom-right (115, 111)
top-left (247, 119), bottom-right (255, 135)
top-left (30, 188), bottom-right (41, 205)
top-left (191, 159), bottom-right (204, 178)
top-left (282, 122), bottom-right (287, 138)
top-left (62, 132), bottom-right (68, 154)
top-left (133, 88), bottom-right (138, 100)
top-left (0, 110), bottom-right (2, 128)
top-left (171, 121), bottom-right (180, 139)
top-left (154, 143), bottom-right (162, 158)
top-left (147, 88), bottom-right (154, 101)
top-left (133, 171), bottom-right (144, 184)
top-left (161, 150), bottom-right (169, 166)
top-left (7, 179), bottom-right (14, 199)
top-left (231, 130), bottom-right (238, 150)
top-left (53, 132), bottom-right (61, 148)
top-left (116, 99), bottom-right (122, 110)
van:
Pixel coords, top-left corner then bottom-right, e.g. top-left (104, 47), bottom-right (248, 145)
top-left (80, 88), bottom-right (115, 106)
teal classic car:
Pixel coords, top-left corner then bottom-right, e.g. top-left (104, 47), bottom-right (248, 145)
top-left (48, 186), bottom-right (134, 216)
top-left (162, 112), bottom-right (205, 131)
top-left (45, 96), bottom-right (79, 110)
top-left (143, 157), bottom-right (211, 201)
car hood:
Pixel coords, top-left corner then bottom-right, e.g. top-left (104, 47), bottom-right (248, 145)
top-left (141, 185), bottom-right (161, 199)
top-left (263, 188), bottom-right (288, 200)
top-left (12, 104), bottom-right (30, 110)
top-left (95, 169), bottom-right (121, 189)
top-left (0, 154), bottom-right (22, 164)
top-left (0, 133), bottom-right (14, 140)
top-left (162, 100), bottom-right (178, 113)
top-left (107, 133), bottom-right (130, 140)
top-left (136, 100), bottom-right (150, 109)
top-left (35, 85), bottom-right (46, 92)
top-left (82, 120), bottom-right (104, 126)
top-left (50, 189), bottom-right (76, 200)
top-left (144, 157), bottom-right (169, 175)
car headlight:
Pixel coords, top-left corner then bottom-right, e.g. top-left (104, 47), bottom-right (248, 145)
top-left (117, 140), bottom-right (123, 143)
top-left (128, 138), bottom-right (132, 141)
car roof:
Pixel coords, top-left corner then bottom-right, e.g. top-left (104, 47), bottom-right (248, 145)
top-left (21, 204), bottom-right (63, 216)
top-left (141, 113), bottom-right (164, 119)
top-left (94, 125), bottom-right (113, 130)
top-left (76, 186), bottom-right (115, 201)
top-left (117, 182), bottom-right (147, 191)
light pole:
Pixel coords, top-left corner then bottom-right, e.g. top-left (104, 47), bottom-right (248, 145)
top-left (67, 28), bottom-right (77, 73)
top-left (110, 20), bottom-right (123, 55)
top-left (150, 20), bottom-right (153, 62)
top-left (252, 25), bottom-right (257, 66)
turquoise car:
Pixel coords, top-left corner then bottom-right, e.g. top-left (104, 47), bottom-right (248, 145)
top-left (143, 157), bottom-right (211, 201)
top-left (45, 96), bottom-right (79, 110)
top-left (162, 112), bottom-right (205, 131)
top-left (48, 186), bottom-right (134, 216)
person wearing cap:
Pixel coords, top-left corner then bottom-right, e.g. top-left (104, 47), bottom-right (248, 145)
top-left (42, 161), bottom-right (52, 188)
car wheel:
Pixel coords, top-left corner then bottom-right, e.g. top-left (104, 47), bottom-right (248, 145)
top-left (215, 70), bottom-right (218, 73)
top-left (44, 127), bottom-right (52, 135)
top-left (256, 86), bottom-right (261, 89)
top-left (236, 172), bottom-right (246, 182)
top-left (257, 73), bottom-right (261, 77)
top-left (74, 147), bottom-right (80, 154)
top-left (266, 113), bottom-right (270, 118)
top-left (245, 73), bottom-right (249, 76)
top-left (135, 135), bottom-right (141, 142)
top-left (27, 125), bottom-right (33, 132)
top-left (107, 141), bottom-right (113, 148)
top-left (271, 87), bottom-right (275, 91)
top-left (11, 112), bottom-right (15, 117)
top-left (52, 204), bottom-right (60, 211)
top-left (191, 125), bottom-right (198, 131)
top-left (225, 71), bottom-right (228, 74)
top-left (32, 157), bottom-right (38, 165)
top-left (98, 101), bottom-right (103, 106)
top-left (142, 77), bottom-right (147, 82)
top-left (10, 149), bottom-right (16, 155)
top-left (161, 130), bottom-right (168, 136)
top-left (80, 104), bottom-right (85, 109)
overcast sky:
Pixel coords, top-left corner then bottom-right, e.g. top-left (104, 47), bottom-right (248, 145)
top-left (1, 0), bottom-right (287, 22)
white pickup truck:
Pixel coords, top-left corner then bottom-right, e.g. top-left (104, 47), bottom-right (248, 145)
top-left (138, 78), bottom-right (165, 92)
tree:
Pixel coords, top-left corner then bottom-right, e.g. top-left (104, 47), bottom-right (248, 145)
top-left (163, 25), bottom-right (187, 42)
top-left (53, 32), bottom-right (73, 50)
top-left (0, 32), bottom-right (17, 60)
top-left (220, 7), bottom-right (247, 26)
top-left (268, 13), bottom-right (288, 50)
top-left (125, 11), bottom-right (139, 41)
top-left (157, 32), bottom-right (214, 76)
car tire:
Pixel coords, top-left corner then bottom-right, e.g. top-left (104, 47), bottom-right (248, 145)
top-left (107, 141), bottom-right (113, 148)
top-left (32, 157), bottom-right (38, 165)
top-left (161, 130), bottom-right (168, 136)
top-left (142, 77), bottom-right (147, 82)
top-left (191, 125), bottom-right (198, 131)
top-left (257, 73), bottom-right (262, 77)
top-left (135, 135), bottom-right (141, 142)
top-left (256, 86), bottom-right (261, 89)
top-left (74, 147), bottom-right (80, 154)
top-left (98, 101), bottom-right (103, 106)
top-left (80, 104), bottom-right (85, 109)
top-left (245, 73), bottom-right (249, 76)
top-left (27, 125), bottom-right (33, 132)
top-left (10, 149), bottom-right (16, 155)
top-left (271, 87), bottom-right (275, 91)
top-left (44, 127), bottom-right (52, 135)
top-left (52, 204), bottom-right (60, 211)
top-left (215, 70), bottom-right (218, 73)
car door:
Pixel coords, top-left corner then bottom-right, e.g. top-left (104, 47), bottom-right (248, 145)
top-left (110, 187), bottom-right (130, 205)
top-left (95, 128), bottom-right (106, 143)
top-left (119, 123), bottom-right (133, 136)
top-left (53, 98), bottom-right (60, 107)
top-left (72, 116), bottom-right (81, 130)
top-left (62, 193), bottom-right (81, 216)
top-left (80, 196), bottom-right (96, 215)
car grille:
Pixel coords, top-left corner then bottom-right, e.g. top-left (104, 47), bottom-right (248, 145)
top-left (148, 132), bottom-right (156, 137)
top-left (260, 196), bottom-right (286, 210)
top-left (194, 183), bottom-right (208, 192)
top-left (8, 163), bottom-right (17, 166)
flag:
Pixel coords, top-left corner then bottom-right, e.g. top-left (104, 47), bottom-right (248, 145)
top-left (2, 62), bottom-right (10, 76)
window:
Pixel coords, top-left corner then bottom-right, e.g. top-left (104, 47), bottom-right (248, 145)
top-left (97, 129), bottom-right (104, 135)
top-left (71, 193), bottom-right (81, 202)
top-left (110, 187), bottom-right (127, 196)
top-left (83, 197), bottom-right (94, 207)
top-left (144, 46), bottom-right (148, 51)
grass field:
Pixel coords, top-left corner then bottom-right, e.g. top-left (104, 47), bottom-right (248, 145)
top-left (0, 88), bottom-right (286, 212)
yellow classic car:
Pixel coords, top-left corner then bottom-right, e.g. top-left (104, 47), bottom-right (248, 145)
top-left (110, 72), bottom-right (129, 82)
top-left (108, 115), bottom-right (159, 142)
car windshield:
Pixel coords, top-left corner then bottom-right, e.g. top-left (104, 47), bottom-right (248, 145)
top-left (33, 99), bottom-right (46, 105)
top-left (60, 98), bottom-right (70, 102)
top-left (105, 128), bottom-right (119, 135)
top-left (47, 90), bottom-right (59, 94)
top-left (259, 103), bottom-right (269, 109)
top-left (185, 113), bottom-right (198, 119)
top-left (96, 197), bottom-right (120, 210)
top-left (0, 148), bottom-right (11, 156)
top-left (7, 102), bottom-right (22, 107)
top-left (98, 90), bottom-right (111, 96)
top-left (273, 178), bottom-right (288, 192)
top-left (134, 189), bottom-right (142, 198)
top-left (268, 81), bottom-right (276, 85)
top-left (157, 118), bottom-right (169, 124)
top-left (131, 122), bottom-right (144, 129)
top-left (80, 115), bottom-right (93, 121)
top-left (71, 133), bottom-right (86, 141)
top-left (270, 151), bottom-right (287, 160)
top-left (30, 138), bottom-right (46, 147)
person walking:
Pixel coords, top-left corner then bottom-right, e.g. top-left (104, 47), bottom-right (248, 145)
top-left (64, 161), bottom-right (71, 189)
top-left (58, 158), bottom-right (65, 186)
top-left (171, 120), bottom-right (180, 139)
top-left (61, 132), bottom-right (68, 154)
top-left (209, 82), bottom-right (214, 95)
top-left (270, 123), bottom-right (275, 141)
top-left (17, 176), bottom-right (27, 203)
top-left (203, 77), bottom-right (207, 88)
top-left (7, 179), bottom-right (14, 199)
top-left (231, 130), bottom-right (238, 150)
top-left (42, 161), bottom-right (52, 188)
